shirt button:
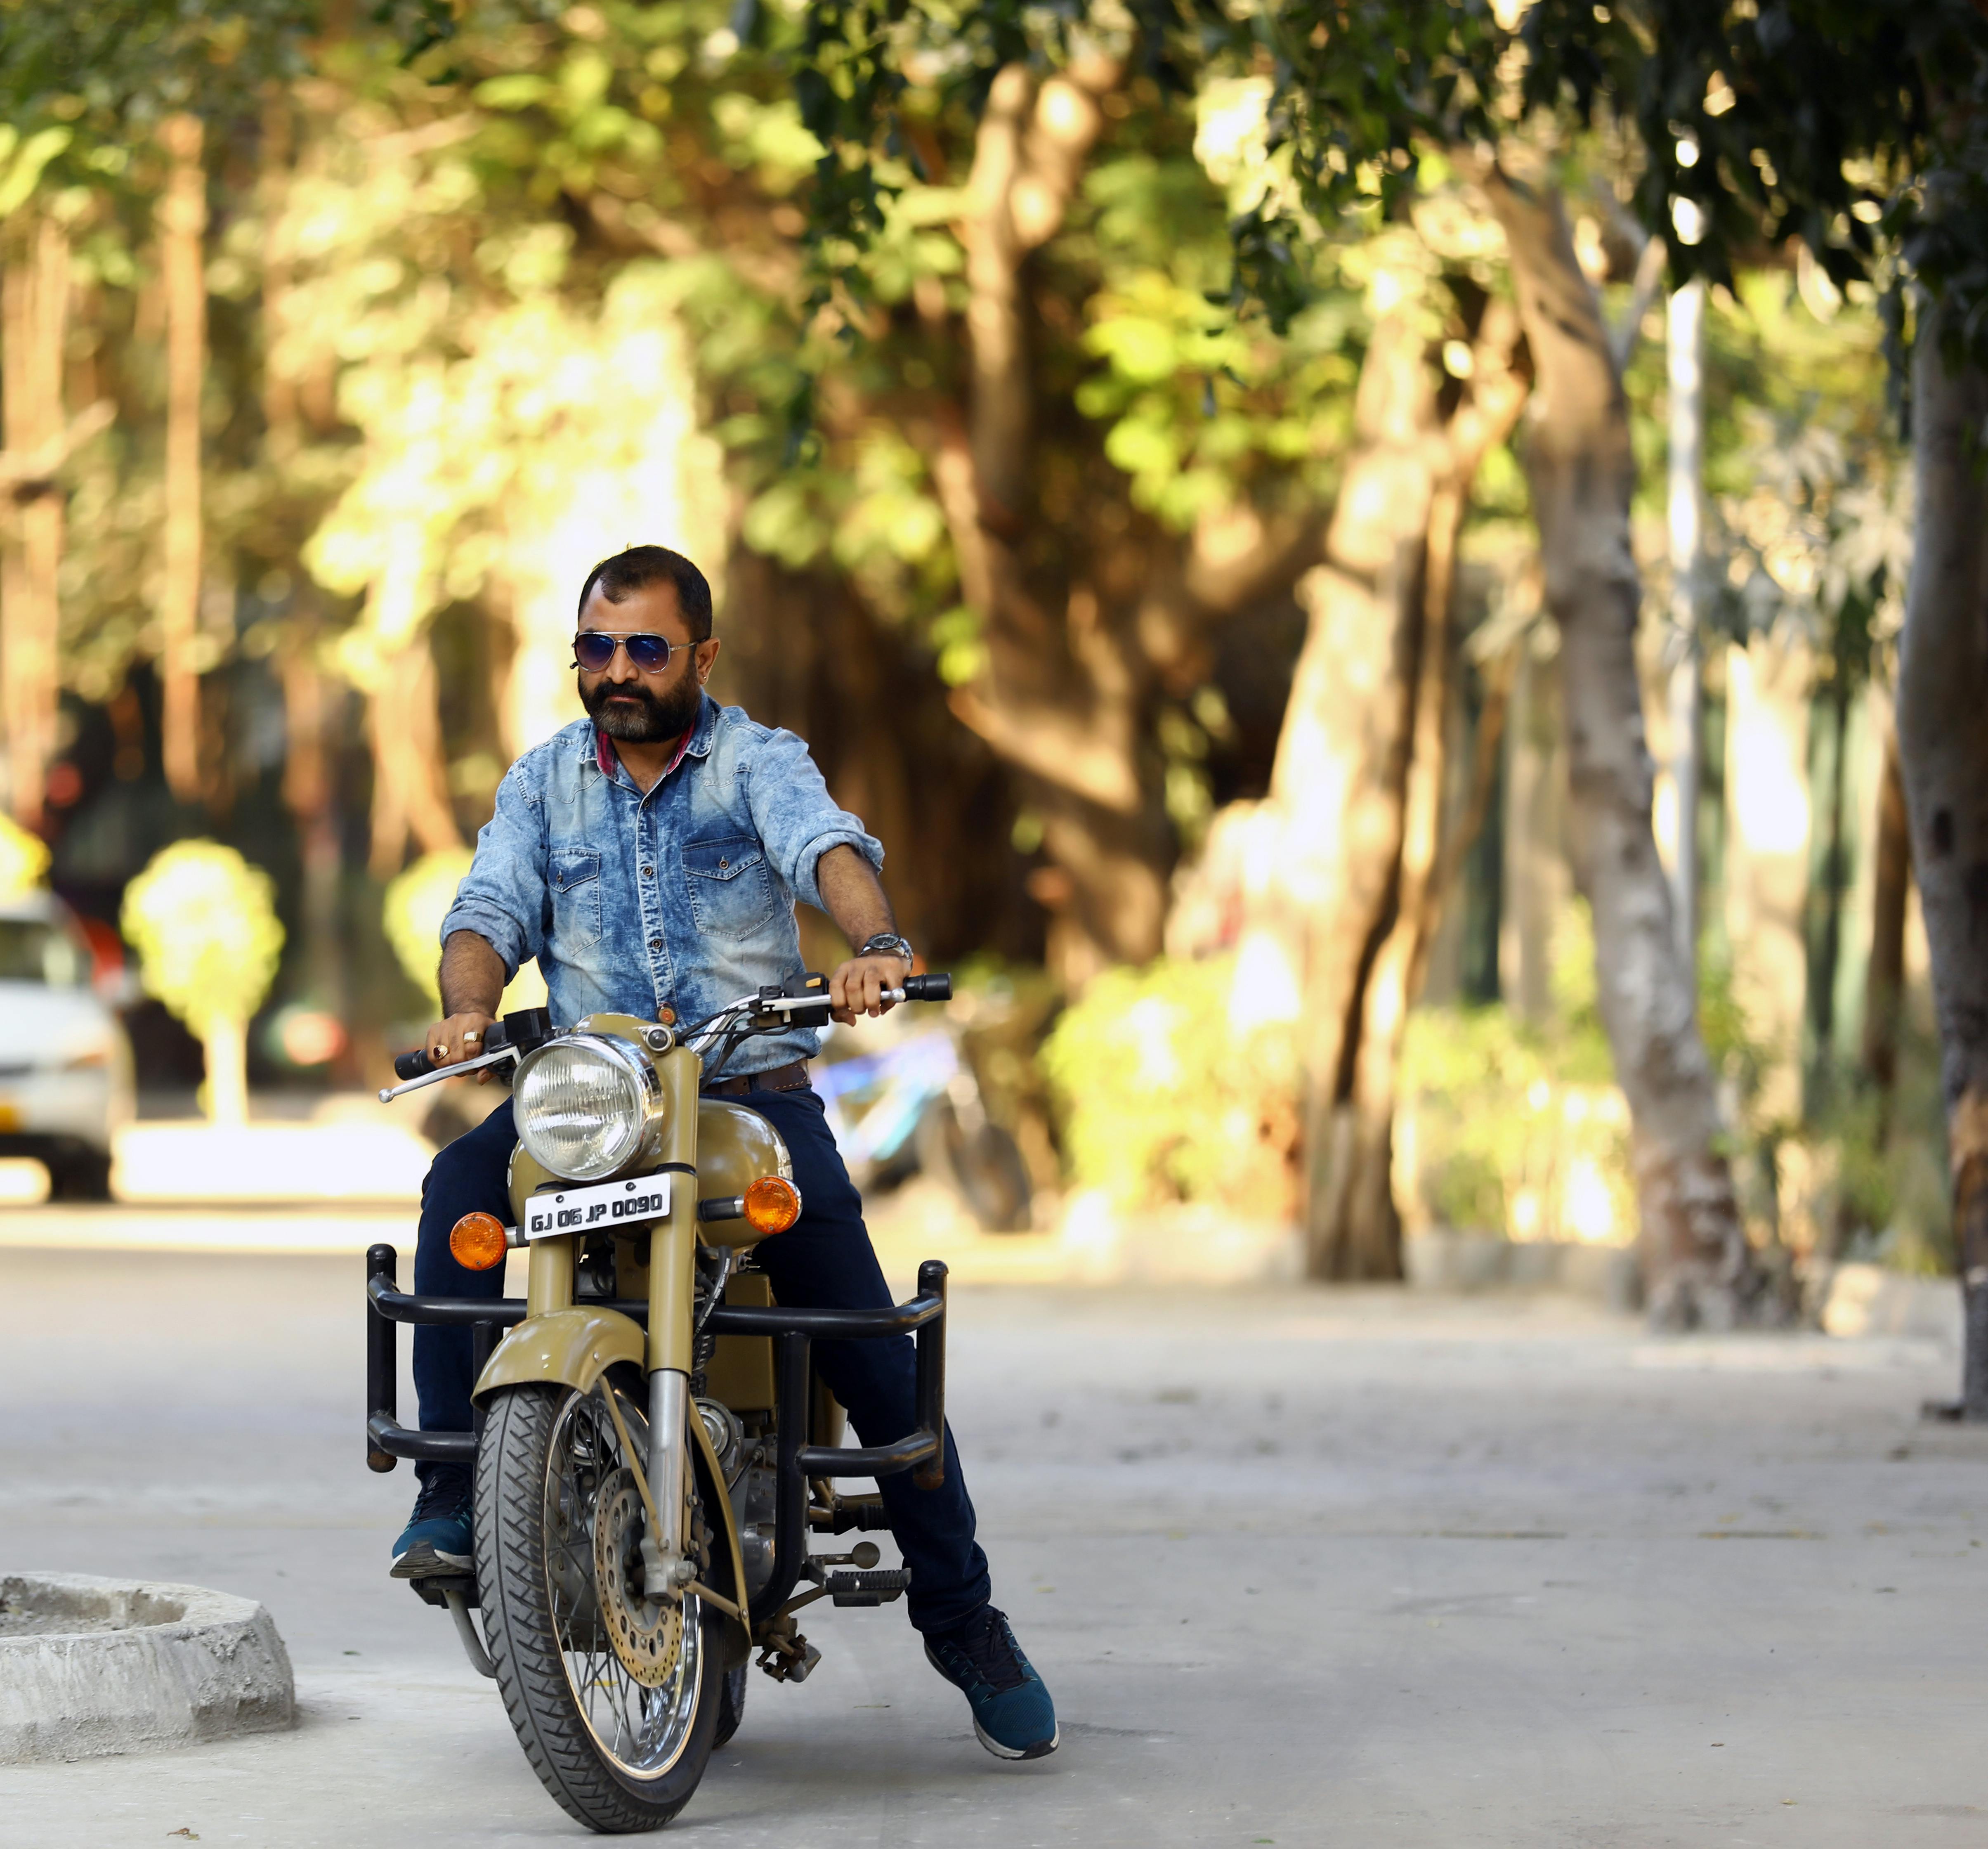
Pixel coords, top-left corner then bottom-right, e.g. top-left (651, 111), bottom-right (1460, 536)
top-left (718, 856), bottom-right (729, 870)
top-left (642, 865), bottom-right (654, 878)
top-left (658, 1006), bottom-right (677, 1026)
top-left (648, 936), bottom-right (662, 952)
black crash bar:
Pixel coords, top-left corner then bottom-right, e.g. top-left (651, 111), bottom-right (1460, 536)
top-left (364, 1243), bottom-right (948, 1616)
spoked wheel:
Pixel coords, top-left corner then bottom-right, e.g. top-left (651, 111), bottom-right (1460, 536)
top-left (476, 1380), bottom-right (724, 1833)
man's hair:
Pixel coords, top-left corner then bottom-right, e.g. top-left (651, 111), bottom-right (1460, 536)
top-left (576, 546), bottom-right (714, 641)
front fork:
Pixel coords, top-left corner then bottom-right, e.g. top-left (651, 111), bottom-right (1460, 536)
top-left (645, 1045), bottom-right (703, 1576)
top-left (515, 1045), bottom-right (703, 1577)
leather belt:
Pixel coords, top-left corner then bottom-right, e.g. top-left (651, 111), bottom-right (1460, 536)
top-left (701, 1059), bottom-right (811, 1098)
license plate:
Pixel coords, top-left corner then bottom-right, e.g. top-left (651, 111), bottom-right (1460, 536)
top-left (524, 1174), bottom-right (673, 1240)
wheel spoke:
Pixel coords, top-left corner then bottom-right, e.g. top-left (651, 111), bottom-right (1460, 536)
top-left (534, 1382), bottom-right (704, 1780)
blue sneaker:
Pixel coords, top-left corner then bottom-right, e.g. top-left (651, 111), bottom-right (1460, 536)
top-left (391, 1466), bottom-right (473, 1578)
top-left (924, 1606), bottom-right (1058, 1760)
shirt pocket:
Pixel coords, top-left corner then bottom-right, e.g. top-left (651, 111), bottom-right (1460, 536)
top-left (547, 847), bottom-right (603, 955)
top-left (683, 835), bottom-right (776, 938)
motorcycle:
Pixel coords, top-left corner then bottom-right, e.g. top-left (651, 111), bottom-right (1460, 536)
top-left (813, 1020), bottom-right (1034, 1231)
top-left (363, 972), bottom-right (953, 1832)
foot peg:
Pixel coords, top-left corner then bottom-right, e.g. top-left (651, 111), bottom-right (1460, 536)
top-left (801, 1543), bottom-right (911, 1607)
top-left (826, 1567), bottom-right (911, 1607)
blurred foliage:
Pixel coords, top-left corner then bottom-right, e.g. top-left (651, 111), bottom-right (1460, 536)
top-left (1039, 953), bottom-right (1299, 1219)
top-left (0, 814), bottom-right (53, 896)
top-left (119, 838), bottom-right (283, 1036)
top-left (1400, 903), bottom-right (1636, 1244)
top-left (382, 846), bottom-right (546, 1014)
top-left (381, 848), bottom-right (474, 1010)
top-left (1518, 0), bottom-right (1988, 392)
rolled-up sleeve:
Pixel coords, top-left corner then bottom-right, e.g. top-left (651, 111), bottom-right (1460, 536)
top-left (439, 766), bottom-right (547, 979)
top-left (744, 726), bottom-right (883, 912)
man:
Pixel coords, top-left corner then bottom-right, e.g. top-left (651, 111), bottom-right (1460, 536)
top-left (392, 544), bottom-right (1056, 1761)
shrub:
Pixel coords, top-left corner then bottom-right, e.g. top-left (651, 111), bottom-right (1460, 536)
top-left (1039, 955), bottom-right (1299, 1218)
top-left (121, 840), bottom-right (284, 1125)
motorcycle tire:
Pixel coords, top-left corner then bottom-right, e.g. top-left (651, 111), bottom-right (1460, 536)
top-left (915, 1097), bottom-right (1034, 1232)
top-left (476, 1382), bottom-right (724, 1834)
top-left (712, 1662), bottom-right (748, 1748)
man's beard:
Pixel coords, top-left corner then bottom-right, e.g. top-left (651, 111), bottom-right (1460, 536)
top-left (581, 674), bottom-right (702, 743)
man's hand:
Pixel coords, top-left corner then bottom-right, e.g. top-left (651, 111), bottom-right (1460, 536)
top-left (425, 1010), bottom-right (499, 1084)
top-left (828, 955), bottom-right (911, 1026)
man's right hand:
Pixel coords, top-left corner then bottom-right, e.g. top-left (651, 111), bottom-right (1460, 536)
top-left (425, 1011), bottom-right (499, 1083)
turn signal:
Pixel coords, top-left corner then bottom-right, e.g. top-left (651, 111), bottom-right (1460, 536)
top-left (449, 1211), bottom-right (510, 1272)
top-left (743, 1176), bottom-right (802, 1237)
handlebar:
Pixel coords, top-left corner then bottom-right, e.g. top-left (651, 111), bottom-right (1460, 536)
top-left (385, 1007), bottom-right (552, 1093)
top-left (392, 1044), bottom-right (437, 1083)
top-left (390, 982), bottom-right (950, 1094)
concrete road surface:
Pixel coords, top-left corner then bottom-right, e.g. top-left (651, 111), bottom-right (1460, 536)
top-left (1, 1243), bottom-right (1983, 1848)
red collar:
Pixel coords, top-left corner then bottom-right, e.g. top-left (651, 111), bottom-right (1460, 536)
top-left (596, 726), bottom-right (692, 785)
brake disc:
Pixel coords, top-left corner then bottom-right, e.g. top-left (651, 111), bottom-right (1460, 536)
top-left (592, 1467), bottom-right (686, 1688)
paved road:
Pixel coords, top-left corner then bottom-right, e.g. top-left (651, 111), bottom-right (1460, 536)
top-left (1, 1244), bottom-right (1983, 1847)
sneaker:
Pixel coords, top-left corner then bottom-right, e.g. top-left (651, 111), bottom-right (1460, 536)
top-left (391, 1466), bottom-right (473, 1578)
top-left (924, 1605), bottom-right (1058, 1760)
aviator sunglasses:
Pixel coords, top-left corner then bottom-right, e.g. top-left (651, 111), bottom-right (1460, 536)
top-left (571, 630), bottom-right (685, 674)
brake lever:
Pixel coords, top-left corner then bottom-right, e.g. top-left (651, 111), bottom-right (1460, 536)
top-left (378, 1045), bottom-right (519, 1104)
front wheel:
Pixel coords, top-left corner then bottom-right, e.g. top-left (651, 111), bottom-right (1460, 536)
top-left (476, 1381), bottom-right (723, 1833)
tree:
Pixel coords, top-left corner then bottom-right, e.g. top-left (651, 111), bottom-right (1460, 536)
top-left (0, 0), bottom-right (313, 814)
top-left (1515, 0), bottom-right (1988, 1379)
top-left (121, 838), bottom-right (284, 1124)
top-left (779, 2), bottom-right (1768, 1315)
top-left (1, 190), bottom-right (70, 828)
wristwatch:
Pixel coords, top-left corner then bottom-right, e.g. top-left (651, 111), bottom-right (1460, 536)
top-left (857, 932), bottom-right (915, 966)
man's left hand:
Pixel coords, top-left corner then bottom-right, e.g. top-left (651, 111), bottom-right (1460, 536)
top-left (829, 954), bottom-right (911, 1025)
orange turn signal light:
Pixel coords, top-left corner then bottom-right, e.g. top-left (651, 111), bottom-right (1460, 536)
top-left (449, 1211), bottom-right (510, 1272)
top-left (743, 1176), bottom-right (802, 1237)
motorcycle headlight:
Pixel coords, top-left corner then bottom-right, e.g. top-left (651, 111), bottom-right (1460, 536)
top-left (512, 1033), bottom-right (663, 1182)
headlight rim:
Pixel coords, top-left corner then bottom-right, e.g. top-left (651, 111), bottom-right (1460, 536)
top-left (512, 1030), bottom-right (663, 1182)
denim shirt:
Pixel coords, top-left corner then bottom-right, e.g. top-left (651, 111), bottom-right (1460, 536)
top-left (441, 696), bottom-right (882, 1074)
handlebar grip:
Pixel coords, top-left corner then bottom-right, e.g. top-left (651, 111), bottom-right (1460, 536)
top-left (902, 973), bottom-right (952, 1003)
top-left (392, 1044), bottom-right (437, 1083)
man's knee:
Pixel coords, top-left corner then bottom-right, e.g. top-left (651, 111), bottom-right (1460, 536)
top-left (420, 1111), bottom-right (515, 1214)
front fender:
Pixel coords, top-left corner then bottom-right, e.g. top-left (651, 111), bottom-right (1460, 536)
top-left (472, 1307), bottom-right (645, 1406)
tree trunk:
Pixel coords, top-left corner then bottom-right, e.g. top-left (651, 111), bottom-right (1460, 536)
top-left (366, 636), bottom-right (461, 878)
top-left (158, 112), bottom-right (206, 806)
top-left (1299, 301), bottom-right (1530, 1278)
top-left (202, 1016), bottom-right (248, 1126)
top-left (1666, 277), bottom-right (1705, 974)
top-left (1894, 304), bottom-right (1988, 1417)
top-left (1274, 312), bottom-right (1441, 1277)
top-left (717, 544), bottom-right (1034, 964)
top-left (260, 93), bottom-right (301, 467)
top-left (0, 213), bottom-right (68, 830)
top-left (1484, 163), bottom-right (1765, 1329)
top-left (280, 632), bottom-right (347, 1028)
top-left (1861, 713), bottom-right (1910, 1146)
top-left (935, 57), bottom-right (1174, 988)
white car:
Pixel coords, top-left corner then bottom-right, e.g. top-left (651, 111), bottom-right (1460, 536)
top-left (0, 891), bottom-right (135, 1199)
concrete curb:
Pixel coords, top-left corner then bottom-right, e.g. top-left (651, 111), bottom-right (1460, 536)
top-left (0, 1573), bottom-right (295, 1764)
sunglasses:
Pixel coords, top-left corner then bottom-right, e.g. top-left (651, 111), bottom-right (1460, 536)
top-left (572, 631), bottom-right (684, 674)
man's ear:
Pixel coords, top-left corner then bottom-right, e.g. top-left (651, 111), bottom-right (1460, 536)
top-left (696, 636), bottom-right (721, 682)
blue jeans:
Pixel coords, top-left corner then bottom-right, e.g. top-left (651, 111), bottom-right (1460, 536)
top-left (411, 1087), bottom-right (993, 1636)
